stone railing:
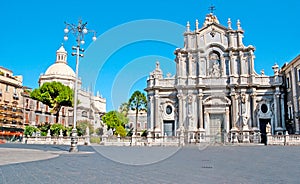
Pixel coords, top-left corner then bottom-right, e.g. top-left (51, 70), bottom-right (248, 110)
top-left (23, 135), bottom-right (90, 145)
top-left (267, 134), bottom-right (300, 145)
top-left (101, 135), bottom-right (131, 146)
top-left (101, 135), bottom-right (179, 146)
top-left (254, 76), bottom-right (273, 86)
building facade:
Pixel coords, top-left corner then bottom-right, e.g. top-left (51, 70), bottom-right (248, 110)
top-left (281, 55), bottom-right (300, 134)
top-left (126, 109), bottom-right (147, 135)
top-left (22, 91), bottom-right (72, 127)
top-left (146, 13), bottom-right (285, 144)
top-left (38, 45), bottom-right (106, 129)
top-left (0, 67), bottom-right (24, 136)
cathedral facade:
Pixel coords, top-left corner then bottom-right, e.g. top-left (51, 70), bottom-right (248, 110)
top-left (145, 13), bottom-right (285, 144)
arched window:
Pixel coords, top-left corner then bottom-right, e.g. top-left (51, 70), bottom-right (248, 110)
top-left (82, 111), bottom-right (88, 117)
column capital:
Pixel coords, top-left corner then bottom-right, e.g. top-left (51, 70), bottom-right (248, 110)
top-left (250, 92), bottom-right (257, 97)
top-left (230, 92), bottom-right (236, 96)
top-left (177, 93), bottom-right (184, 100)
top-left (198, 94), bottom-right (204, 99)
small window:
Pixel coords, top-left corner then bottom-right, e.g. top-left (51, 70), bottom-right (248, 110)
top-left (286, 77), bottom-right (290, 89)
top-left (166, 105), bottom-right (172, 115)
top-left (5, 85), bottom-right (8, 92)
top-left (35, 115), bottom-right (39, 124)
top-left (261, 104), bottom-right (268, 113)
top-left (36, 102), bottom-right (39, 110)
top-left (298, 70), bottom-right (300, 82)
top-left (288, 106), bottom-right (293, 119)
top-left (82, 111), bottom-right (88, 117)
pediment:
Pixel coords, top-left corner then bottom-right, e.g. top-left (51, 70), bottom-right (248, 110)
top-left (203, 96), bottom-right (231, 106)
top-left (198, 23), bottom-right (228, 35)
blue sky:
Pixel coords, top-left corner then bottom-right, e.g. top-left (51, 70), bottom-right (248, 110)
top-left (1, 0), bottom-right (300, 111)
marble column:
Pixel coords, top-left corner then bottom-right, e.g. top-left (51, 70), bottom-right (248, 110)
top-left (149, 96), bottom-right (154, 131)
top-left (225, 108), bottom-right (230, 134)
top-left (274, 92), bottom-right (283, 133)
top-left (230, 90), bottom-right (238, 128)
top-left (188, 53), bottom-right (193, 77)
top-left (198, 94), bottom-right (204, 130)
top-left (229, 51), bottom-right (235, 76)
top-left (281, 94), bottom-right (285, 130)
top-left (230, 90), bottom-right (239, 143)
top-left (291, 67), bottom-right (299, 134)
top-left (204, 111), bottom-right (209, 133)
top-left (239, 51), bottom-right (244, 75)
top-left (251, 92), bottom-right (257, 128)
top-left (154, 92), bottom-right (160, 135)
top-left (276, 93), bottom-right (282, 129)
top-left (225, 108), bottom-right (230, 143)
top-left (221, 56), bottom-right (226, 77)
top-left (177, 93), bottom-right (184, 128)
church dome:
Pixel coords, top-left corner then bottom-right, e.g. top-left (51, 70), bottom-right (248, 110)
top-left (44, 45), bottom-right (75, 77)
top-left (44, 62), bottom-right (75, 77)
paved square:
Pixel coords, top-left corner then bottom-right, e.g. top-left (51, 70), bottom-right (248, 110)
top-left (0, 144), bottom-right (299, 183)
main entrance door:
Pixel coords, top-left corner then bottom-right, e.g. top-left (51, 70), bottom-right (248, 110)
top-left (163, 120), bottom-right (175, 136)
top-left (259, 119), bottom-right (270, 145)
top-left (209, 114), bottom-right (224, 143)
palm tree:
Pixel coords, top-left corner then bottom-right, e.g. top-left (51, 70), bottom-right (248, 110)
top-left (119, 102), bottom-right (129, 117)
top-left (128, 90), bottom-right (147, 135)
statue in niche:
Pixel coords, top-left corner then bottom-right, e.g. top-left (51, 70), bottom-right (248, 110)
top-left (241, 93), bottom-right (247, 114)
top-left (209, 52), bottom-right (221, 77)
top-left (242, 113), bottom-right (248, 126)
top-left (212, 61), bottom-right (221, 77)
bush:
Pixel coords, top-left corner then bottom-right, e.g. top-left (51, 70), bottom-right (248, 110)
top-left (115, 125), bottom-right (126, 137)
top-left (24, 126), bottom-right (39, 137)
top-left (77, 120), bottom-right (94, 136)
top-left (90, 136), bottom-right (101, 144)
top-left (50, 123), bottom-right (65, 136)
top-left (37, 123), bottom-right (51, 136)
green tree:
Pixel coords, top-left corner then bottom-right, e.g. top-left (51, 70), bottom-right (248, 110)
top-left (50, 123), bottom-right (65, 136)
top-left (30, 81), bottom-right (73, 123)
top-left (24, 126), bottom-right (39, 137)
top-left (128, 90), bottom-right (147, 135)
top-left (102, 111), bottom-right (128, 135)
top-left (76, 120), bottom-right (94, 136)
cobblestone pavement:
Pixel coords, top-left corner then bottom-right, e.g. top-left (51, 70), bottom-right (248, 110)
top-left (0, 143), bottom-right (299, 184)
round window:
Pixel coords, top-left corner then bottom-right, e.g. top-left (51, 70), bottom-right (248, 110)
top-left (166, 105), bottom-right (172, 115)
top-left (261, 104), bottom-right (268, 113)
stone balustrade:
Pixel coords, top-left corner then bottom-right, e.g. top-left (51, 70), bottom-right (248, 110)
top-left (23, 135), bottom-right (90, 145)
top-left (20, 133), bottom-right (300, 146)
top-left (267, 134), bottom-right (300, 146)
top-left (101, 135), bottom-right (179, 146)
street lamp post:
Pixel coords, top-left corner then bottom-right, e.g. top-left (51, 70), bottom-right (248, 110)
top-left (64, 19), bottom-right (97, 152)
